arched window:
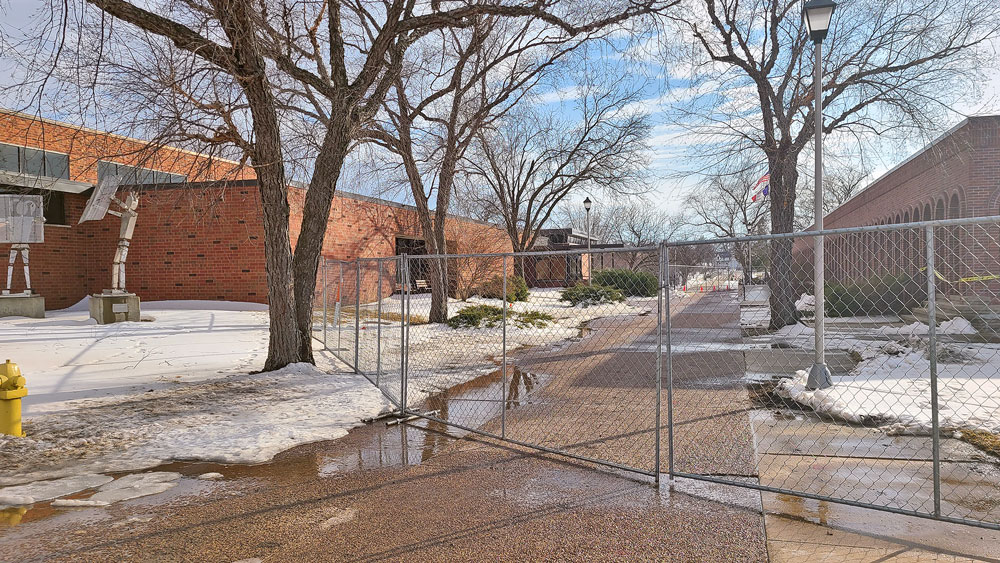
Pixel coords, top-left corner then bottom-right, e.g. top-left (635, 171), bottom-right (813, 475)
top-left (912, 207), bottom-right (922, 274)
top-left (949, 193), bottom-right (962, 279)
top-left (903, 211), bottom-right (913, 273)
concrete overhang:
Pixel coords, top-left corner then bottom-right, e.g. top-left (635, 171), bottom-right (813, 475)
top-left (0, 171), bottom-right (93, 194)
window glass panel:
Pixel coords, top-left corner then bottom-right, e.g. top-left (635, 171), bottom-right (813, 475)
top-left (97, 161), bottom-right (116, 181)
top-left (44, 152), bottom-right (69, 179)
top-left (0, 144), bottom-right (19, 173)
top-left (22, 148), bottom-right (44, 176)
top-left (137, 167), bottom-right (155, 184)
top-left (43, 191), bottom-right (66, 225)
top-left (170, 173), bottom-right (187, 183)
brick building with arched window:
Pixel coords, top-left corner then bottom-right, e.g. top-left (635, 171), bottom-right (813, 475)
top-left (793, 115), bottom-right (1000, 304)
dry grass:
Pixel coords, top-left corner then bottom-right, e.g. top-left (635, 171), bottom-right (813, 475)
top-left (960, 429), bottom-right (1000, 458)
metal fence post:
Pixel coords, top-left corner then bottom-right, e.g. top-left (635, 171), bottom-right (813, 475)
top-left (663, 243), bottom-right (675, 487)
top-left (376, 260), bottom-right (383, 387)
top-left (338, 262), bottom-right (343, 352)
top-left (322, 258), bottom-right (328, 349)
top-left (355, 259), bottom-right (361, 373)
top-left (926, 225), bottom-right (941, 517)
top-left (501, 254), bottom-right (508, 439)
top-left (401, 254), bottom-right (408, 413)
top-left (655, 243), bottom-right (663, 485)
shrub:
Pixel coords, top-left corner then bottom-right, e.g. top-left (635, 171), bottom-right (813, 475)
top-left (825, 273), bottom-right (927, 317)
top-left (592, 269), bottom-right (658, 297)
top-left (513, 310), bottom-right (554, 328)
top-left (447, 304), bottom-right (504, 328)
top-left (447, 304), bottom-right (553, 329)
top-left (559, 283), bottom-right (625, 307)
top-left (478, 274), bottom-right (529, 302)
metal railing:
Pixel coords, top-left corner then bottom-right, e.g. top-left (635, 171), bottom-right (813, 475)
top-left (313, 216), bottom-right (1000, 531)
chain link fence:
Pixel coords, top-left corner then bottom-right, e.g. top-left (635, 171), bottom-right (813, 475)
top-left (314, 216), bottom-right (1000, 531)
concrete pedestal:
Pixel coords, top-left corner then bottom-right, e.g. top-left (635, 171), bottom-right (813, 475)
top-left (89, 293), bottom-right (140, 324)
top-left (0, 294), bottom-right (44, 318)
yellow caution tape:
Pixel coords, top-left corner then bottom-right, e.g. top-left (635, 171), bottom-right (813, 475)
top-left (918, 267), bottom-right (1000, 284)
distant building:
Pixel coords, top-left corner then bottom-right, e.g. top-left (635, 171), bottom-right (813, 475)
top-left (714, 250), bottom-right (742, 271)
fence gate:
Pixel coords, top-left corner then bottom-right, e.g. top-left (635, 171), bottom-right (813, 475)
top-left (663, 219), bottom-right (1000, 532)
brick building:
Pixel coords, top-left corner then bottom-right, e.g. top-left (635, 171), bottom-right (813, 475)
top-left (793, 115), bottom-right (1000, 301)
top-left (0, 110), bottom-right (510, 309)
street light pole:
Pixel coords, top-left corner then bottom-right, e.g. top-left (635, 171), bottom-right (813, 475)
top-left (804, 0), bottom-right (836, 390)
top-left (584, 197), bottom-right (592, 286)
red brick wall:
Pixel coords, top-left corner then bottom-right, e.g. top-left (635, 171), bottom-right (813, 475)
top-left (0, 111), bottom-right (513, 309)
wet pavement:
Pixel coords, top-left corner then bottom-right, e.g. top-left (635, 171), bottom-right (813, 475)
top-left (0, 419), bottom-right (768, 562)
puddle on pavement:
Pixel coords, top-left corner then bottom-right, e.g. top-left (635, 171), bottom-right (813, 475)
top-left (409, 366), bottom-right (547, 450)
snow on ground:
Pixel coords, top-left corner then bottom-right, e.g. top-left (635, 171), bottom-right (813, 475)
top-left (877, 317), bottom-right (979, 337)
top-left (795, 293), bottom-right (815, 312)
top-left (0, 361), bottom-right (388, 486)
top-left (775, 320), bottom-right (1000, 436)
top-left (1, 300), bottom-right (270, 416)
top-left (0, 301), bottom-right (389, 488)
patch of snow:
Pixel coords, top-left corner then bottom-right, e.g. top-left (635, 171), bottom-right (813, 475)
top-left (0, 494), bottom-right (35, 506)
top-left (0, 302), bottom-right (272, 416)
top-left (197, 472), bottom-right (224, 481)
top-left (51, 498), bottom-right (109, 507)
top-left (0, 362), bottom-right (388, 485)
top-left (877, 317), bottom-right (979, 338)
top-left (776, 342), bottom-right (1000, 435)
top-left (0, 474), bottom-right (113, 506)
top-left (940, 317), bottom-right (978, 335)
top-left (795, 293), bottom-right (815, 312)
top-left (88, 472), bottom-right (181, 504)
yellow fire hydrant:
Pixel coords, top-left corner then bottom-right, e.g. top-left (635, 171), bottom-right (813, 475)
top-left (0, 360), bottom-right (27, 437)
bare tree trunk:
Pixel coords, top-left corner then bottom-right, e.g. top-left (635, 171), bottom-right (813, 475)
top-left (291, 121), bottom-right (352, 362)
top-left (767, 161), bottom-right (799, 329)
top-left (216, 0), bottom-right (301, 370)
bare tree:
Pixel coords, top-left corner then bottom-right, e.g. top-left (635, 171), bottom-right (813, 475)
top-left (461, 65), bottom-right (652, 263)
top-left (367, 13), bottom-right (661, 323)
top-left (662, 0), bottom-right (1000, 328)
top-left (687, 159), bottom-right (770, 282)
top-left (558, 198), bottom-right (682, 270)
top-left (794, 161), bottom-right (871, 230)
top-left (13, 0), bottom-right (665, 365)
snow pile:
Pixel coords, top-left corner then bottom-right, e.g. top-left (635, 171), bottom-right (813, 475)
top-left (795, 293), bottom-right (815, 312)
top-left (775, 343), bottom-right (1000, 435)
top-left (877, 317), bottom-right (978, 338)
top-left (0, 362), bottom-right (388, 485)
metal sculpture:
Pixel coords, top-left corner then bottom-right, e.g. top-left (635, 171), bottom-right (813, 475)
top-left (80, 175), bottom-right (138, 293)
top-left (0, 194), bottom-right (44, 295)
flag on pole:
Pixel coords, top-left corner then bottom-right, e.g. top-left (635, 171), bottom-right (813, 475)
top-left (748, 173), bottom-right (770, 203)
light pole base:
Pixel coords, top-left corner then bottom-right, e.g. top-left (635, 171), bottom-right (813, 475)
top-left (807, 363), bottom-right (833, 390)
